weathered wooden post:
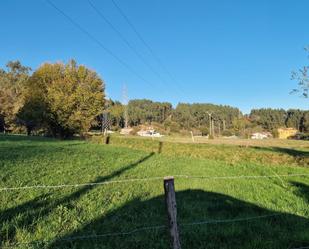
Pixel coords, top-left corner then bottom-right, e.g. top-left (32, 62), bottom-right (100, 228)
top-left (190, 131), bottom-right (195, 142)
top-left (164, 176), bottom-right (181, 249)
top-left (158, 141), bottom-right (163, 154)
top-left (105, 135), bottom-right (110, 144)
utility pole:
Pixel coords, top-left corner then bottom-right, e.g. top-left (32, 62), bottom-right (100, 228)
top-left (223, 119), bottom-right (226, 131)
top-left (102, 93), bottom-right (109, 134)
top-left (122, 85), bottom-right (129, 128)
top-left (211, 118), bottom-right (215, 136)
top-left (206, 111), bottom-right (212, 136)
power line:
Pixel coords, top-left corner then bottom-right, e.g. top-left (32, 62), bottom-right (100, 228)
top-left (110, 0), bottom-right (186, 95)
top-left (45, 0), bottom-right (159, 90)
top-left (87, 0), bottom-right (171, 91)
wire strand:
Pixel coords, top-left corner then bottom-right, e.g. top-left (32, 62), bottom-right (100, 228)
top-left (174, 173), bottom-right (309, 180)
top-left (181, 213), bottom-right (281, 227)
top-left (1, 213), bottom-right (283, 247)
top-left (1, 224), bottom-right (166, 248)
top-left (0, 176), bottom-right (163, 191)
top-left (110, 0), bottom-right (186, 95)
top-left (87, 0), bottom-right (173, 92)
top-left (45, 0), bottom-right (159, 90)
top-left (1, 173), bottom-right (308, 192)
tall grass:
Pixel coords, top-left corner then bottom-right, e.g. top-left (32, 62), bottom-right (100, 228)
top-left (92, 135), bottom-right (309, 167)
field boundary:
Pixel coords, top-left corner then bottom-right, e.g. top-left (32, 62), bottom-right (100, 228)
top-left (2, 213), bottom-right (282, 248)
top-left (1, 173), bottom-right (309, 191)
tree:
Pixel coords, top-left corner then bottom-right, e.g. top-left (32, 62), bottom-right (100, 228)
top-left (285, 109), bottom-right (303, 130)
top-left (0, 61), bottom-right (31, 132)
top-left (127, 99), bottom-right (172, 126)
top-left (109, 100), bottom-right (125, 128)
top-left (250, 108), bottom-right (286, 130)
top-left (172, 103), bottom-right (241, 131)
top-left (301, 111), bottom-right (309, 132)
top-left (291, 46), bottom-right (309, 98)
top-left (16, 98), bottom-right (47, 135)
top-left (19, 60), bottom-right (105, 137)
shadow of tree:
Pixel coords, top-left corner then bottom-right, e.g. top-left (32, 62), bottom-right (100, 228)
top-left (0, 152), bottom-right (155, 247)
top-left (0, 142), bottom-right (84, 167)
top-left (290, 181), bottom-right (309, 203)
top-left (46, 182), bottom-right (309, 249)
top-left (0, 134), bottom-right (58, 142)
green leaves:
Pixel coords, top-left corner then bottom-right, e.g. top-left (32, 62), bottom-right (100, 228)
top-left (16, 60), bottom-right (105, 138)
top-left (0, 61), bottom-right (30, 132)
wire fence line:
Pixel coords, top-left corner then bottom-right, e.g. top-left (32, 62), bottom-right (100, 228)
top-left (180, 213), bottom-right (282, 227)
top-left (0, 176), bottom-right (164, 191)
top-left (1, 213), bottom-right (282, 248)
top-left (1, 173), bottom-right (309, 192)
top-left (174, 173), bottom-right (309, 180)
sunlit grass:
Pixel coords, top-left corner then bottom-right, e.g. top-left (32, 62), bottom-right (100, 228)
top-left (0, 134), bottom-right (308, 249)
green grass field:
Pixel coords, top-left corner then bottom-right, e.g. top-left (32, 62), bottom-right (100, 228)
top-left (0, 134), bottom-right (309, 249)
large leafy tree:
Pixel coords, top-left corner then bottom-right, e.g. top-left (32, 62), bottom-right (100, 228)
top-left (19, 60), bottom-right (105, 137)
top-left (0, 61), bottom-right (31, 132)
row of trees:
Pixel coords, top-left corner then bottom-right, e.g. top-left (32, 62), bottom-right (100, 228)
top-left (1, 55), bottom-right (308, 138)
top-left (107, 100), bottom-right (309, 136)
top-left (249, 108), bottom-right (309, 132)
top-left (107, 99), bottom-right (243, 134)
top-left (0, 60), bottom-right (105, 138)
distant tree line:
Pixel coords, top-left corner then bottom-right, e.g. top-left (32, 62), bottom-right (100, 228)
top-left (249, 108), bottom-right (309, 133)
top-left (108, 100), bottom-right (309, 137)
top-left (108, 99), bottom-right (246, 136)
top-left (1, 60), bottom-right (308, 138)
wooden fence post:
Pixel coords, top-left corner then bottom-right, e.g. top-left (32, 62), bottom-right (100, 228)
top-left (105, 135), bottom-right (110, 144)
top-left (190, 131), bottom-right (195, 142)
top-left (164, 176), bottom-right (181, 249)
top-left (158, 141), bottom-right (163, 154)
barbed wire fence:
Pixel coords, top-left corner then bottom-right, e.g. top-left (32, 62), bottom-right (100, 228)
top-left (1, 173), bottom-right (309, 248)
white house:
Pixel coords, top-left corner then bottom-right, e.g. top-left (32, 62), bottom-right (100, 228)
top-left (251, 132), bottom-right (271, 139)
top-left (137, 129), bottom-right (163, 137)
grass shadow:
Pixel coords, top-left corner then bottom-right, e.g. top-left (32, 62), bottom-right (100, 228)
top-left (252, 146), bottom-right (309, 166)
top-left (290, 181), bottom-right (309, 203)
top-left (0, 152), bottom-right (155, 247)
top-left (45, 183), bottom-right (309, 249)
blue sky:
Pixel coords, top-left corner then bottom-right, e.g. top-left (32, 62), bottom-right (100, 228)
top-left (1, 0), bottom-right (308, 113)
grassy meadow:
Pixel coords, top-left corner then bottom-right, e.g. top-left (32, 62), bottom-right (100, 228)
top-left (0, 134), bottom-right (309, 249)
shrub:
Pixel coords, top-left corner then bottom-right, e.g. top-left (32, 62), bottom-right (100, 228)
top-left (222, 130), bottom-right (233, 137)
top-left (199, 126), bottom-right (209, 136)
